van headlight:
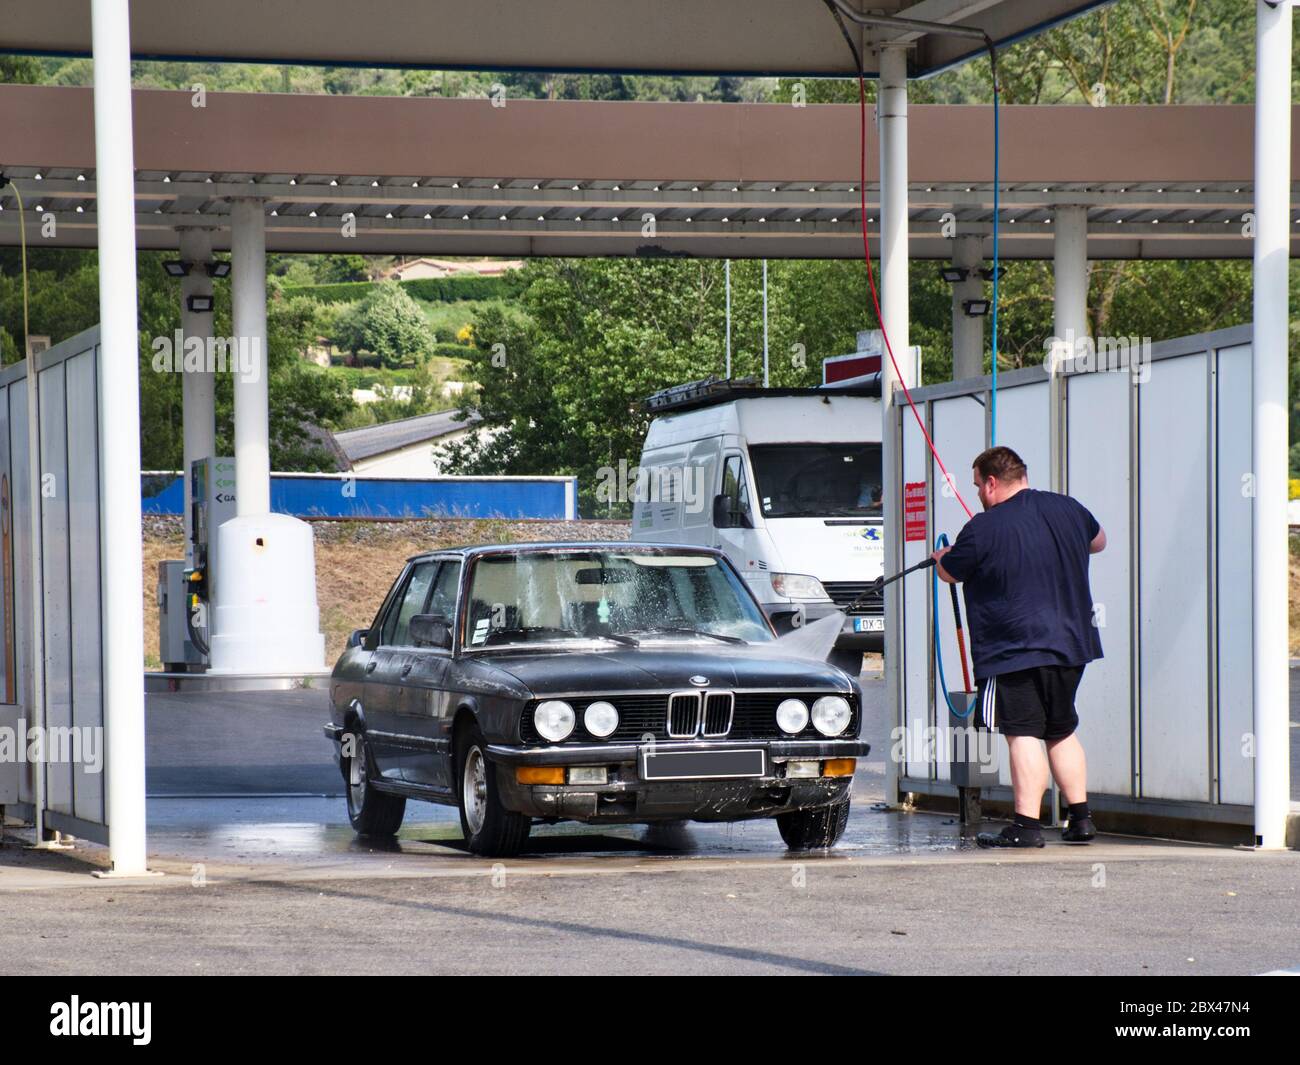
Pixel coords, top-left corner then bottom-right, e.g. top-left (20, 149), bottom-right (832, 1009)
top-left (776, 698), bottom-right (810, 734)
top-left (534, 700), bottom-right (575, 742)
top-left (770, 572), bottom-right (829, 600)
top-left (811, 696), bottom-right (852, 737)
top-left (583, 700), bottom-right (619, 738)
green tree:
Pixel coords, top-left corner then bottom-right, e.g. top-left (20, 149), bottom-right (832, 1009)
top-left (334, 281), bottom-right (434, 369)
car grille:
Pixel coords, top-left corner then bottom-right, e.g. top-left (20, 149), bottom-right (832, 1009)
top-left (521, 691), bottom-right (857, 745)
top-left (822, 580), bottom-right (883, 616)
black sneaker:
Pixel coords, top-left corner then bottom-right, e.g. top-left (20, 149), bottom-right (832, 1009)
top-left (1061, 816), bottom-right (1096, 843)
top-left (976, 825), bottom-right (1045, 849)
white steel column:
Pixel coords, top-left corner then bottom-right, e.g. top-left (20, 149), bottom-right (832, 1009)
top-left (879, 43), bottom-right (910, 806)
top-left (1251, 0), bottom-right (1293, 850)
top-left (210, 198), bottom-right (325, 675)
top-left (1053, 207), bottom-right (1090, 358)
top-left (179, 228), bottom-right (215, 560)
top-left (230, 199), bottom-right (270, 517)
top-left (1051, 206), bottom-right (1089, 494)
top-left (951, 235), bottom-right (984, 381)
top-left (91, 0), bottom-right (149, 877)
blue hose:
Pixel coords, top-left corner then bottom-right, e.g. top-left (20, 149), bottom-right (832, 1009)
top-left (990, 74), bottom-right (1000, 446)
top-left (933, 533), bottom-right (975, 720)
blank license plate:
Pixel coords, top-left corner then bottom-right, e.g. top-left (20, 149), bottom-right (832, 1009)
top-left (640, 748), bottom-right (766, 781)
top-left (854, 617), bottom-right (885, 632)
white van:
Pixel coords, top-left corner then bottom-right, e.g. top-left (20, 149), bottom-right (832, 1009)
top-left (632, 377), bottom-right (884, 666)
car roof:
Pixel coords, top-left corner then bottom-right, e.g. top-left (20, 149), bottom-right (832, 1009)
top-left (405, 541), bottom-right (724, 564)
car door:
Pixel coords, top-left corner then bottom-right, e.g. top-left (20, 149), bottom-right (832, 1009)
top-left (365, 560), bottom-right (438, 782)
top-left (395, 558), bottom-right (462, 790)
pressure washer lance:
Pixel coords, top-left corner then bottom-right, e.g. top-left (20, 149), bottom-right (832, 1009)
top-left (844, 556), bottom-right (935, 613)
top-left (845, 554), bottom-right (975, 693)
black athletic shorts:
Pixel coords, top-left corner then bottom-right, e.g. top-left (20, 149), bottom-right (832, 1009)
top-left (975, 664), bottom-right (1085, 739)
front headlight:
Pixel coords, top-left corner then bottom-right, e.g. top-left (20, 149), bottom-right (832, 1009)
top-left (770, 572), bottom-right (829, 600)
top-left (776, 697), bottom-right (810, 734)
top-left (811, 695), bottom-right (852, 737)
top-left (534, 700), bottom-right (575, 742)
top-left (583, 700), bottom-right (619, 738)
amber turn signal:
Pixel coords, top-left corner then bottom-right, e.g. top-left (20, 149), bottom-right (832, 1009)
top-left (822, 758), bottom-right (856, 777)
top-left (516, 766), bottom-right (565, 785)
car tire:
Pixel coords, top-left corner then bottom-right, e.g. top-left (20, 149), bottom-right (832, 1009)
top-left (456, 724), bottom-right (531, 857)
top-left (344, 731), bottom-right (406, 837)
top-left (776, 797), bottom-right (851, 850)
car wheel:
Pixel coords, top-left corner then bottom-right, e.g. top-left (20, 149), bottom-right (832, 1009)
top-left (344, 731), bottom-right (406, 837)
top-left (776, 797), bottom-right (851, 850)
top-left (456, 725), bottom-right (531, 857)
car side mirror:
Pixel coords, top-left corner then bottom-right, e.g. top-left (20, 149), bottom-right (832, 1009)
top-left (409, 613), bottom-right (452, 650)
top-left (347, 627), bottom-right (368, 648)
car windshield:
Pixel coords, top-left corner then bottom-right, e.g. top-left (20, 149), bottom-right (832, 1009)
top-left (463, 550), bottom-right (773, 648)
top-left (749, 443), bottom-right (882, 518)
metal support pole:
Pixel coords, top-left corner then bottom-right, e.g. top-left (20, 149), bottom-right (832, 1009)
top-left (761, 259), bottom-right (769, 387)
top-left (91, 0), bottom-right (149, 877)
top-left (724, 259), bottom-right (732, 378)
top-left (230, 199), bottom-right (270, 518)
top-left (179, 228), bottom-right (216, 563)
top-left (951, 235), bottom-right (984, 381)
top-left (879, 44), bottom-right (910, 807)
top-left (1051, 207), bottom-right (1089, 493)
top-left (1251, 0), bottom-right (1293, 850)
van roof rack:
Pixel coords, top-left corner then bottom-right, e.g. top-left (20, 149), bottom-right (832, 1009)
top-left (643, 374), bottom-right (881, 414)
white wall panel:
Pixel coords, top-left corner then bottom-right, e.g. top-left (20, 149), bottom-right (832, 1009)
top-left (1138, 353), bottom-right (1211, 802)
top-left (1067, 371), bottom-right (1134, 797)
top-left (1214, 343), bottom-right (1254, 806)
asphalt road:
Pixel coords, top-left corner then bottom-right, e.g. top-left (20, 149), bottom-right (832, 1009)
top-left (0, 668), bottom-right (1296, 976)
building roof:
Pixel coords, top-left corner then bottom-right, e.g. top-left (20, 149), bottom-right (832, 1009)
top-left (334, 408), bottom-right (483, 462)
top-left (8, 1), bottom-right (1110, 79)
top-left (1, 88), bottom-right (1292, 261)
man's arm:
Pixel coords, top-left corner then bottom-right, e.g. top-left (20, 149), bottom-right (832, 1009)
top-left (1089, 526), bottom-right (1107, 554)
top-left (930, 545), bottom-right (958, 584)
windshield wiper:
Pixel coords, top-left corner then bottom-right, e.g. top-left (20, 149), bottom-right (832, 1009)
top-left (480, 626), bottom-right (640, 648)
top-left (629, 626), bottom-right (745, 644)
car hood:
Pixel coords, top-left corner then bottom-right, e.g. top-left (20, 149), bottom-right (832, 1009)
top-left (476, 645), bottom-right (852, 696)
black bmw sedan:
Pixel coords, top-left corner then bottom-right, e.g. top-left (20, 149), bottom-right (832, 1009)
top-left (325, 542), bottom-right (869, 857)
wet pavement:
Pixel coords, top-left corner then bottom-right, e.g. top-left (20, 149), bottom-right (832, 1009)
top-left (3, 666), bottom-right (1300, 974)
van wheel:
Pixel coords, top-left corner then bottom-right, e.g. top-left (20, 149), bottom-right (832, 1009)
top-left (456, 725), bottom-right (531, 857)
top-left (344, 731), bottom-right (406, 837)
top-left (776, 797), bottom-right (850, 850)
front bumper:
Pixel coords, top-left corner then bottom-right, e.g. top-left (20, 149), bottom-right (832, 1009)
top-left (486, 737), bottom-right (869, 823)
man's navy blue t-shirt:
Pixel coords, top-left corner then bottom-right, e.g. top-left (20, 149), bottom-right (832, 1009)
top-left (939, 488), bottom-right (1102, 680)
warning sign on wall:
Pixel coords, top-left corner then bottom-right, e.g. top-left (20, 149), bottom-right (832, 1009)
top-left (904, 482), bottom-right (928, 542)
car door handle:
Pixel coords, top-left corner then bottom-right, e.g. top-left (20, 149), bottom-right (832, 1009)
top-left (365, 660), bottom-right (378, 674)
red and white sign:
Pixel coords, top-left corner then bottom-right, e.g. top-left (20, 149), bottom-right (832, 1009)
top-left (822, 351), bottom-right (882, 384)
top-left (904, 481), bottom-right (928, 542)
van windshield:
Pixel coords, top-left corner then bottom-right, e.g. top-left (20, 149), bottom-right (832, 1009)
top-left (749, 443), bottom-right (883, 518)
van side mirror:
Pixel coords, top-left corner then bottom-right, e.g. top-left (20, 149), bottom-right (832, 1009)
top-left (713, 493), bottom-right (733, 528)
top-left (410, 614), bottom-right (453, 650)
top-left (347, 628), bottom-right (368, 648)
top-left (713, 493), bottom-right (751, 529)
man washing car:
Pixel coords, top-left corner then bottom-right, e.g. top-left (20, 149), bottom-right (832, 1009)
top-left (931, 446), bottom-right (1106, 848)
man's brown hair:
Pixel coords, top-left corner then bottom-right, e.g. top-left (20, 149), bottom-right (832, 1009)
top-left (973, 445), bottom-right (1027, 483)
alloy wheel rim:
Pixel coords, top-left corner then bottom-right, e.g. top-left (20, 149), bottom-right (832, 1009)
top-left (348, 737), bottom-right (368, 812)
top-left (463, 745), bottom-right (487, 835)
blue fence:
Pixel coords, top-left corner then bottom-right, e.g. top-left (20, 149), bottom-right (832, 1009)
top-left (142, 473), bottom-right (577, 520)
